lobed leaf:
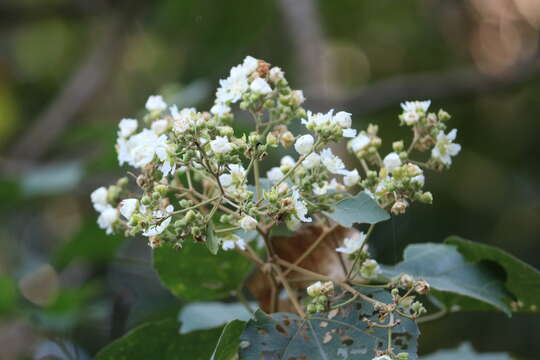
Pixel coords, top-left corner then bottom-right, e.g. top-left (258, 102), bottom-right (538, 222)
top-left (239, 287), bottom-right (419, 360)
top-left (445, 236), bottom-right (540, 314)
top-left (381, 243), bottom-right (512, 316)
top-left (153, 242), bottom-right (251, 301)
top-left (324, 192), bottom-right (390, 227)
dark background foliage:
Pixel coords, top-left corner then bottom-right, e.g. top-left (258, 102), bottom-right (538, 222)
top-left (0, 0), bottom-right (539, 358)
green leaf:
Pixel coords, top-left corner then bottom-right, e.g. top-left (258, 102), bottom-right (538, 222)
top-left (211, 320), bottom-right (247, 360)
top-left (446, 236), bottom-right (540, 314)
top-left (179, 302), bottom-right (253, 333)
top-left (381, 243), bottom-right (512, 316)
top-left (96, 318), bottom-right (223, 360)
top-left (153, 242), bottom-right (251, 301)
top-left (422, 343), bottom-right (511, 360)
top-left (324, 191), bottom-right (390, 227)
top-left (239, 287), bottom-right (419, 360)
top-left (206, 223), bottom-right (220, 255)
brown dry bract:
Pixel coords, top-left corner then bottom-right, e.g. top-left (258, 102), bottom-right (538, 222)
top-left (247, 224), bottom-right (361, 313)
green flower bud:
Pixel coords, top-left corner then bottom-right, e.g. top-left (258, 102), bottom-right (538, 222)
top-left (266, 132), bottom-right (278, 147)
top-left (392, 140), bottom-right (404, 152)
top-left (315, 304), bottom-right (325, 313)
top-left (419, 192), bottom-right (433, 204)
top-left (397, 352), bottom-right (409, 360)
top-left (141, 195), bottom-right (151, 205)
top-left (155, 184), bottom-right (168, 196)
top-left (117, 177), bottom-right (129, 187)
top-left (307, 304), bottom-right (317, 314)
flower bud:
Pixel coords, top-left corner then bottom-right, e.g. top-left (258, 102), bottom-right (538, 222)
top-left (438, 109), bottom-right (451, 121)
top-left (315, 304), bottom-right (326, 313)
top-left (294, 134), bottom-right (314, 155)
top-left (321, 281), bottom-right (334, 296)
top-left (307, 281), bottom-right (322, 297)
top-left (266, 132), bottom-right (278, 147)
top-left (419, 192), bottom-right (433, 204)
top-left (307, 304), bottom-right (317, 314)
top-left (391, 199), bottom-right (409, 215)
top-left (155, 184), bottom-right (168, 196)
top-left (399, 274), bottom-right (414, 288)
top-left (239, 215), bottom-right (258, 231)
top-left (218, 126), bottom-right (234, 137)
top-left (397, 352), bottom-right (409, 360)
top-left (392, 140), bottom-right (404, 152)
top-left (414, 280), bottom-right (430, 295)
top-left (117, 177), bottom-right (129, 187)
top-left (280, 131), bottom-right (295, 148)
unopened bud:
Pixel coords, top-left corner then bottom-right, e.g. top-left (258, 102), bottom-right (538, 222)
top-left (414, 280), bottom-right (430, 295)
top-left (280, 131), bottom-right (295, 148)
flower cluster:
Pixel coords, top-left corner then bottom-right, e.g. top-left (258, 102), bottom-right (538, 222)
top-left (91, 56), bottom-right (461, 255)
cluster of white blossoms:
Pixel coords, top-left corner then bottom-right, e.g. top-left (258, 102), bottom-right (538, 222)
top-left (91, 56), bottom-right (460, 257)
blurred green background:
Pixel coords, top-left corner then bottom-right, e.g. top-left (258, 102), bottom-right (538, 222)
top-left (1, 0), bottom-right (539, 358)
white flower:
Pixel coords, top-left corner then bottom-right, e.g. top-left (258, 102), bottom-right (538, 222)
top-left (294, 134), bottom-right (314, 155)
top-left (220, 164), bottom-right (246, 189)
top-left (411, 174), bottom-right (425, 186)
top-left (91, 187), bottom-right (109, 212)
top-left (400, 100), bottom-right (430, 114)
top-left (267, 167), bottom-right (284, 183)
top-left (216, 65), bottom-right (249, 103)
top-left (242, 55), bottom-right (258, 74)
top-left (145, 95), bottom-right (167, 112)
top-left (118, 118), bottom-right (138, 138)
top-left (360, 259), bottom-right (381, 279)
top-left (122, 129), bottom-right (170, 168)
top-left (280, 155), bottom-right (296, 168)
top-left (171, 106), bottom-right (198, 133)
top-left (219, 173), bottom-right (233, 187)
top-left (307, 281), bottom-right (323, 297)
top-left (402, 110), bottom-right (420, 125)
top-left (301, 110), bottom-right (333, 131)
top-left (342, 128), bottom-right (357, 138)
top-left (210, 136), bottom-right (233, 154)
top-left (313, 182), bottom-right (328, 195)
top-left (269, 67), bottom-right (284, 83)
top-left (372, 356), bottom-right (392, 360)
top-left (383, 152), bottom-right (402, 172)
top-left (302, 152), bottom-right (320, 169)
top-left (291, 90), bottom-right (305, 106)
top-left (292, 189), bottom-right (312, 222)
top-left (349, 133), bottom-right (370, 152)
top-left (97, 206), bottom-right (118, 235)
top-left (119, 198), bottom-right (138, 220)
top-left (328, 178), bottom-right (345, 191)
top-left (336, 233), bottom-right (366, 254)
top-left (432, 129), bottom-right (461, 165)
top-left (320, 148), bottom-right (347, 175)
top-left (239, 215), bottom-right (258, 231)
top-left (343, 169), bottom-right (360, 187)
top-left (250, 77), bottom-right (272, 94)
top-left (333, 111), bottom-right (352, 128)
top-left (222, 237), bottom-right (247, 251)
top-left (151, 119), bottom-right (168, 135)
top-left (211, 103), bottom-right (231, 117)
top-left (143, 205), bottom-right (174, 237)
